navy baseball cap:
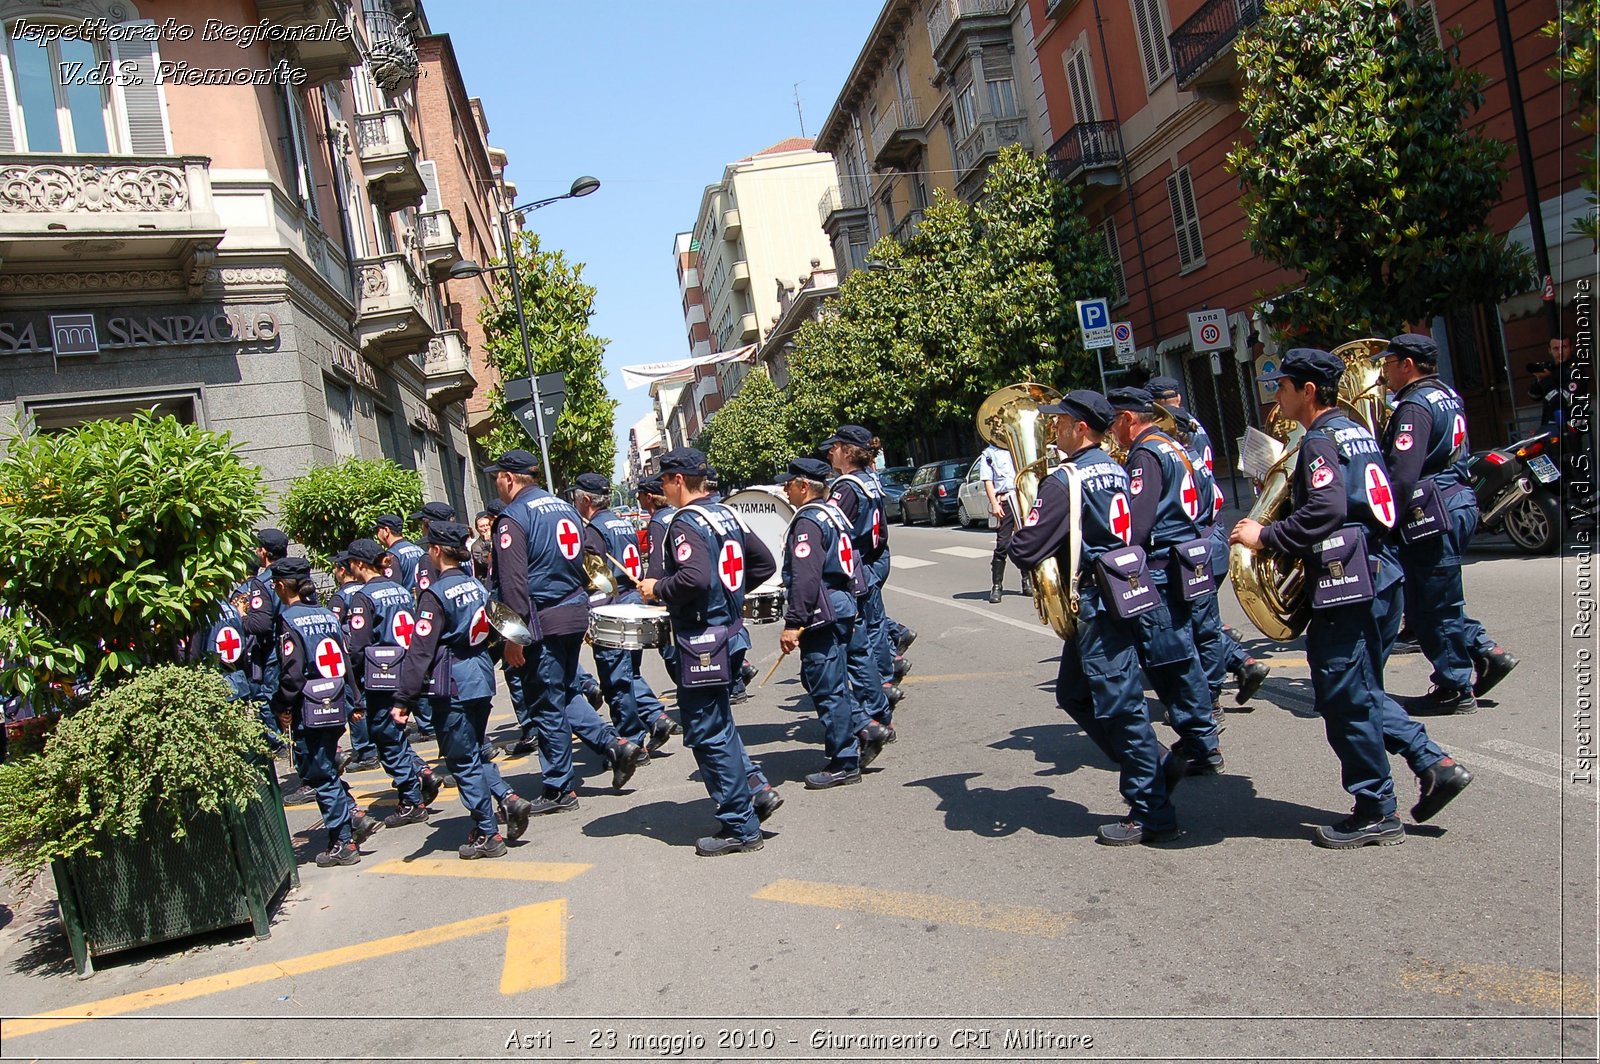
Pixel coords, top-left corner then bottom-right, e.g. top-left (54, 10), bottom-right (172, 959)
top-left (483, 449), bottom-right (541, 474)
top-left (1146, 376), bottom-right (1183, 400)
top-left (636, 474), bottom-right (664, 496)
top-left (574, 472), bottom-right (610, 494)
top-left (268, 556), bottom-right (311, 582)
top-left (254, 528), bottom-right (289, 557)
top-left (345, 538), bottom-right (387, 565)
top-left (1040, 389), bottom-right (1116, 432)
top-left (409, 501), bottom-right (455, 522)
top-left (1106, 387), bottom-right (1158, 414)
top-left (424, 520), bottom-right (472, 549)
top-left (775, 457), bottom-right (834, 484)
top-left (658, 447), bottom-right (712, 476)
top-left (819, 424), bottom-right (874, 449)
top-left (1376, 333), bottom-right (1439, 366)
top-left (485, 498), bottom-right (505, 515)
top-left (1262, 348), bottom-right (1345, 387)
top-left (374, 514), bottom-right (404, 532)
top-left (330, 551), bottom-right (351, 568)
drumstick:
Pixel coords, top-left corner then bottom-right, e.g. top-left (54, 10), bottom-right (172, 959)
top-left (759, 649), bottom-right (790, 687)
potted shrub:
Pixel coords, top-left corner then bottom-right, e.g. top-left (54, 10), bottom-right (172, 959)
top-left (279, 456), bottom-right (424, 568)
top-left (0, 412), bottom-right (295, 975)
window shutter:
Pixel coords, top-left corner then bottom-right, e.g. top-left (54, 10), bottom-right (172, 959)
top-left (1065, 47), bottom-right (1096, 124)
top-left (1167, 167), bottom-right (1204, 268)
top-left (110, 22), bottom-right (172, 154)
top-left (1178, 166), bottom-right (1203, 264)
top-left (289, 89), bottom-right (319, 220)
top-left (1166, 172), bottom-right (1193, 267)
top-left (419, 160), bottom-right (441, 212)
top-left (1101, 217), bottom-right (1128, 303)
top-left (0, 25), bottom-right (16, 151)
top-left (1129, 0), bottom-right (1172, 87)
top-left (981, 45), bottom-right (1011, 80)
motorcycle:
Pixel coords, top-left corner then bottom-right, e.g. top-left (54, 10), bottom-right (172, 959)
top-left (1468, 425), bottom-right (1572, 554)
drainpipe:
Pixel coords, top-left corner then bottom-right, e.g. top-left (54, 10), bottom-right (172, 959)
top-left (1492, 0), bottom-right (1560, 340)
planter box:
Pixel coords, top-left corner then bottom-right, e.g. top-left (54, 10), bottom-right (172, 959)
top-left (51, 763), bottom-right (299, 977)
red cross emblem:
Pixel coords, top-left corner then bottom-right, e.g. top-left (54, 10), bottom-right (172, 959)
top-left (469, 606), bottom-right (490, 645)
top-left (1203, 445), bottom-right (1214, 472)
top-left (214, 625), bottom-right (243, 665)
top-left (417, 570), bottom-right (430, 590)
top-left (383, 565), bottom-right (393, 579)
top-left (1213, 486), bottom-right (1225, 516)
top-left (314, 638), bottom-right (345, 679)
top-left (1365, 464), bottom-right (1396, 527)
top-left (499, 530), bottom-right (512, 550)
top-left (718, 540), bottom-right (745, 591)
top-left (392, 609), bottom-right (416, 647)
top-left (838, 535), bottom-right (855, 575)
top-left (1179, 471), bottom-right (1200, 521)
top-left (621, 543), bottom-right (641, 581)
top-left (1451, 413), bottom-right (1467, 452)
top-left (870, 508), bottom-right (882, 548)
top-left (556, 518), bottom-right (582, 560)
top-left (1109, 492), bottom-right (1132, 545)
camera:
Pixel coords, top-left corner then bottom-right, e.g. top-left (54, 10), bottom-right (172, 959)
top-left (1528, 360), bottom-right (1555, 375)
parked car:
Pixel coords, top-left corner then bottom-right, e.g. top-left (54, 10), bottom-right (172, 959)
top-left (955, 457), bottom-right (996, 527)
top-left (877, 465), bottom-right (915, 522)
top-left (899, 457), bottom-right (977, 526)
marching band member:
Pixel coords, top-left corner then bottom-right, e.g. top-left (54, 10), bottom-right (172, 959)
top-left (822, 426), bottom-right (897, 733)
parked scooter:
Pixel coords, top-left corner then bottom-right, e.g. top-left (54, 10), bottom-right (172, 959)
top-left (1468, 425), bottom-right (1575, 554)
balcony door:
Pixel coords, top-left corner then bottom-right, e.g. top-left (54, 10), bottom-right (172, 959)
top-left (0, 17), bottom-right (171, 154)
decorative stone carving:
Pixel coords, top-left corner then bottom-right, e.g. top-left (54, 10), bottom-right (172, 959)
top-left (185, 247), bottom-right (217, 297)
top-left (0, 162), bottom-right (190, 213)
top-left (360, 263), bottom-right (389, 297)
top-left (0, 269), bottom-right (181, 293)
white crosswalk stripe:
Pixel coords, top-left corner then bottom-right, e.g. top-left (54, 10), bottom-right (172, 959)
top-left (931, 546), bottom-right (995, 559)
top-left (890, 555), bottom-right (936, 570)
top-left (1467, 741), bottom-right (1598, 801)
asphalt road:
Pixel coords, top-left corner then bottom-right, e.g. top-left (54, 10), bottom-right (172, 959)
top-left (1, 514), bottom-right (1596, 1063)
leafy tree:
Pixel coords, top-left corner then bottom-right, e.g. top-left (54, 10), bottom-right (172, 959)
top-left (479, 230), bottom-right (616, 488)
top-left (1545, 0), bottom-right (1598, 242)
top-left (1227, 0), bottom-right (1534, 342)
top-left (703, 369), bottom-right (793, 485)
top-left (0, 413), bottom-right (265, 706)
top-left (782, 146), bottom-right (1116, 453)
top-left (279, 457), bottom-right (423, 567)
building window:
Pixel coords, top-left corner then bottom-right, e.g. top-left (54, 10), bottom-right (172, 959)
top-left (326, 377), bottom-right (357, 458)
top-left (1101, 217), bottom-right (1128, 305)
top-left (1128, 0), bottom-right (1173, 89)
top-left (1166, 165), bottom-right (1205, 271)
top-left (986, 76), bottom-right (1017, 119)
top-left (1064, 45), bottom-right (1097, 124)
top-left (955, 82), bottom-right (978, 138)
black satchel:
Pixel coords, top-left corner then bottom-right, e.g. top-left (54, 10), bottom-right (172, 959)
top-left (362, 644), bottom-right (406, 692)
top-left (1171, 536), bottom-right (1217, 602)
top-left (674, 620), bottom-right (743, 688)
top-left (1094, 546), bottom-right (1162, 620)
top-left (301, 676), bottom-right (347, 729)
top-left (1398, 479), bottom-right (1447, 545)
top-left (1310, 525), bottom-right (1376, 609)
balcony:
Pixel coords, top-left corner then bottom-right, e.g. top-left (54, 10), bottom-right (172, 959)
top-left (355, 109), bottom-right (425, 210)
top-left (731, 260), bottom-right (750, 291)
top-left (928, 0), bottom-right (1013, 63)
top-left (869, 97), bottom-right (926, 170)
top-left (737, 312), bottom-right (759, 342)
top-left (722, 208), bottom-right (741, 240)
top-left (1044, 0), bottom-right (1078, 18)
top-left (818, 184), bottom-right (869, 229)
top-left (423, 329), bottom-right (476, 407)
top-left (685, 303), bottom-right (707, 327)
top-left (363, 6), bottom-right (419, 91)
top-left (354, 253), bottom-right (433, 363)
top-left (1170, 0), bottom-right (1264, 91)
top-left (1046, 120), bottom-right (1124, 194)
top-left (890, 208), bottom-right (925, 245)
top-left (679, 265), bottom-right (700, 293)
top-left (417, 209), bottom-right (462, 277)
top-left (954, 115), bottom-right (1031, 196)
top-left (256, 0), bottom-right (361, 85)
top-left (0, 154), bottom-right (224, 294)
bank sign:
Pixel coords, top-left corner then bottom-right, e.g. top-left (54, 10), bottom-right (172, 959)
top-left (0, 308), bottom-right (280, 357)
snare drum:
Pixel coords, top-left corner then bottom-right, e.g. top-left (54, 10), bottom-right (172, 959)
top-left (589, 603), bottom-right (671, 649)
top-left (743, 588), bottom-right (786, 624)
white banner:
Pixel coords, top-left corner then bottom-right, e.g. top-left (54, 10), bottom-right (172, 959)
top-left (618, 344), bottom-right (756, 389)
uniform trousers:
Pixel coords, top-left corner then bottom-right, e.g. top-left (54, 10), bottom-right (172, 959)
top-left (800, 619), bottom-right (867, 772)
top-left (677, 675), bottom-right (763, 840)
top-left (435, 695), bottom-right (498, 837)
top-left (847, 593), bottom-right (892, 726)
top-left (1398, 487), bottom-right (1481, 691)
top-left (1137, 576), bottom-right (1221, 759)
top-left (293, 723), bottom-right (355, 844)
top-left (362, 692), bottom-right (424, 806)
top-left (347, 704), bottom-right (378, 761)
top-left (512, 633), bottom-right (584, 794)
top-left (1306, 596), bottom-right (1398, 819)
top-left (1373, 571), bottom-right (1447, 776)
top-left (865, 556), bottom-right (896, 678)
top-left (1056, 584), bottom-right (1176, 831)
top-left (991, 496), bottom-right (1020, 585)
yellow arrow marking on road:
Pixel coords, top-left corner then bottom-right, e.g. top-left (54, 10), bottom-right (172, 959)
top-left (2, 900), bottom-right (566, 1040)
top-left (1399, 960), bottom-right (1599, 1012)
top-left (368, 857), bottom-right (591, 882)
top-left (753, 879), bottom-right (1077, 938)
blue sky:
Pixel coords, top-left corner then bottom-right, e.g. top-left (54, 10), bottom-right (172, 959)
top-left (442, 2), bottom-right (884, 478)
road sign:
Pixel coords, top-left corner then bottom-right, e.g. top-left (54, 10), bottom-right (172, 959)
top-left (1076, 298), bottom-right (1114, 350)
top-left (1254, 352), bottom-right (1280, 402)
top-left (1112, 321), bottom-right (1136, 364)
top-left (506, 372), bottom-right (567, 447)
top-left (1188, 308), bottom-right (1232, 352)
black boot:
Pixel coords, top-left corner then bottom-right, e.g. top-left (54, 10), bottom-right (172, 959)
top-left (989, 557), bottom-right (1005, 602)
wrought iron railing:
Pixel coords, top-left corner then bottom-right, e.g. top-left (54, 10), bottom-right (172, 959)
top-left (869, 97), bottom-right (923, 159)
top-left (927, 0), bottom-right (1012, 55)
top-left (1169, 0), bottom-right (1263, 87)
top-left (1046, 120), bottom-right (1122, 182)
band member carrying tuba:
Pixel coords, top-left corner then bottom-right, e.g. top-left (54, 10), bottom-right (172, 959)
top-left (1008, 391), bottom-right (1187, 846)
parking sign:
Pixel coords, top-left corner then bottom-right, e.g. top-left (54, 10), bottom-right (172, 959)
top-left (1076, 298), bottom-right (1113, 349)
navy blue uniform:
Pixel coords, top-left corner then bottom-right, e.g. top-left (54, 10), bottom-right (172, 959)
top-left (273, 602), bottom-right (357, 845)
top-left (329, 579), bottom-right (377, 763)
top-left (584, 507), bottom-right (665, 747)
top-left (827, 473), bottom-right (894, 725)
top-left (236, 572), bottom-right (287, 749)
top-left (784, 501), bottom-right (870, 772)
top-left (655, 501), bottom-right (777, 840)
top-left (398, 567), bottom-right (504, 838)
top-left (382, 538), bottom-right (426, 592)
top-left (1381, 375), bottom-right (1489, 691)
top-left (202, 599), bottom-right (256, 704)
top-left (345, 578), bottom-right (428, 807)
top-left (1259, 411), bottom-right (1401, 819)
top-left (1124, 426), bottom-right (1221, 763)
top-left (1010, 446), bottom-right (1177, 832)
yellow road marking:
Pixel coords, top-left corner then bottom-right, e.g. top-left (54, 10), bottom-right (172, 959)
top-left (899, 671), bottom-right (1012, 685)
top-left (1398, 960), bottom-right (1599, 1012)
top-left (752, 879), bottom-right (1077, 938)
top-left (368, 858), bottom-right (591, 882)
top-left (2, 900), bottom-right (567, 1040)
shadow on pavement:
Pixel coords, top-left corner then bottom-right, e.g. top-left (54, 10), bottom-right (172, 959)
top-left (902, 771), bottom-right (1093, 840)
top-left (990, 723), bottom-right (1106, 778)
top-left (581, 798), bottom-right (716, 849)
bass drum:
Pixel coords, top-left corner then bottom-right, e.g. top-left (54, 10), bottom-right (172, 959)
top-left (722, 488), bottom-right (794, 623)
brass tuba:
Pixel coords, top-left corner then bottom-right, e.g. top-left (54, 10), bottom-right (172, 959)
top-left (1229, 338), bottom-right (1392, 641)
top-left (977, 383), bottom-right (1075, 639)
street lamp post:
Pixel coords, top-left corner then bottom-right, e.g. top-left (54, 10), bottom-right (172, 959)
top-left (451, 175), bottom-right (600, 489)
